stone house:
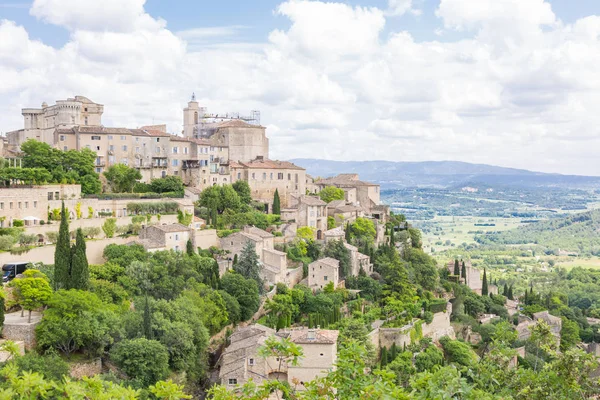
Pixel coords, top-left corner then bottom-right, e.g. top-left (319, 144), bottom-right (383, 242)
top-left (516, 311), bottom-right (562, 343)
top-left (323, 226), bottom-right (345, 243)
top-left (137, 223), bottom-right (192, 252)
top-left (327, 200), bottom-right (364, 225)
top-left (315, 174), bottom-right (388, 221)
top-left (446, 260), bottom-right (483, 294)
top-left (219, 325), bottom-right (338, 391)
top-left (308, 258), bottom-right (340, 291)
top-left (344, 243), bottom-right (373, 276)
top-left (220, 226), bottom-right (289, 286)
top-left (282, 195), bottom-right (328, 240)
top-left (230, 158), bottom-right (306, 209)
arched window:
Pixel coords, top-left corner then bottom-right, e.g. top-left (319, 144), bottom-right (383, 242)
top-left (194, 112), bottom-right (198, 124)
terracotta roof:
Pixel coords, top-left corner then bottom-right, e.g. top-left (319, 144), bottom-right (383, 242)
top-left (150, 223), bottom-right (190, 233)
top-left (300, 196), bottom-right (326, 206)
top-left (233, 158), bottom-right (304, 171)
top-left (244, 226), bottom-right (274, 239)
top-left (288, 329), bottom-right (339, 344)
top-left (311, 257), bottom-right (340, 269)
top-left (216, 120), bottom-right (265, 129)
top-left (318, 173), bottom-right (377, 187)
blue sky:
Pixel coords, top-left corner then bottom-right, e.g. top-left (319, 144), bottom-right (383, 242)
top-left (4, 0), bottom-right (600, 47)
top-left (1, 0), bottom-right (600, 174)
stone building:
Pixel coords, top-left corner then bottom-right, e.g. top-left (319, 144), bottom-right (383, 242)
top-left (327, 200), bottom-right (364, 225)
top-left (230, 158), bottom-right (306, 209)
top-left (220, 226), bottom-right (289, 286)
top-left (281, 195), bottom-right (327, 239)
top-left (446, 260), bottom-right (483, 295)
top-left (315, 174), bottom-right (388, 220)
top-left (344, 243), bottom-right (373, 276)
top-left (308, 258), bottom-right (340, 291)
top-left (6, 96), bottom-right (104, 150)
top-left (219, 324), bottom-right (338, 391)
top-left (137, 223), bottom-right (192, 252)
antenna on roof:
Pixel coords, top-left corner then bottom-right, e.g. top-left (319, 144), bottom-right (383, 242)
top-left (191, 92), bottom-right (196, 101)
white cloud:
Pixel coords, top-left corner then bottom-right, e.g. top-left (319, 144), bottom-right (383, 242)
top-left (2, 0), bottom-right (600, 175)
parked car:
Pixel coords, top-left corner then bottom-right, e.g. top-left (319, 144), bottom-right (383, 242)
top-left (2, 262), bottom-right (30, 283)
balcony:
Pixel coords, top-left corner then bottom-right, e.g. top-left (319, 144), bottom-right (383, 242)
top-left (183, 160), bottom-right (200, 170)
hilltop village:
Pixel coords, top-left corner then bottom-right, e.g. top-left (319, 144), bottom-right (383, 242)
top-left (0, 96), bottom-right (598, 398)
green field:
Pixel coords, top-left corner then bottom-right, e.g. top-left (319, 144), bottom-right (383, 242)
top-left (415, 216), bottom-right (527, 253)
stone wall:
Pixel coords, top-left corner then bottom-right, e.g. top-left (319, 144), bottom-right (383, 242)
top-left (69, 358), bottom-right (102, 379)
top-left (3, 318), bottom-right (40, 350)
top-left (0, 237), bottom-right (135, 265)
top-left (286, 266), bottom-right (304, 287)
top-left (195, 229), bottom-right (219, 249)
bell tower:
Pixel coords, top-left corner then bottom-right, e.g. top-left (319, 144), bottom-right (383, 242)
top-left (183, 93), bottom-right (200, 138)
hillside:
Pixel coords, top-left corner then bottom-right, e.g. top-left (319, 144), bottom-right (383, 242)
top-left (290, 159), bottom-right (600, 189)
top-left (474, 210), bottom-right (600, 254)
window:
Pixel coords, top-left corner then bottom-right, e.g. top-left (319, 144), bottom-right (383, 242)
top-left (0, 203), bottom-right (3, 210)
top-left (55, 192), bottom-right (59, 199)
top-left (60, 135), bottom-right (65, 141)
top-left (156, 138), bottom-right (160, 142)
top-left (96, 146), bottom-right (100, 151)
top-left (252, 173), bottom-right (256, 179)
top-left (324, 276), bottom-right (328, 281)
top-left (108, 135), bottom-right (113, 140)
top-left (96, 167), bottom-right (102, 173)
top-left (175, 234), bottom-right (179, 241)
top-left (84, 117), bottom-right (88, 125)
top-left (136, 147), bottom-right (140, 153)
top-left (48, 192), bottom-right (53, 200)
top-left (248, 358), bottom-right (255, 366)
top-left (175, 246), bottom-right (180, 252)
top-left (228, 379), bottom-right (237, 385)
top-left (84, 107), bottom-right (88, 111)
top-left (320, 353), bottom-right (324, 357)
top-left (263, 173), bottom-right (266, 180)
top-left (278, 173), bottom-right (284, 180)
top-left (288, 173), bottom-right (291, 180)
top-left (121, 136), bottom-right (126, 140)
top-left (25, 202), bottom-right (28, 209)
top-left (18, 202), bottom-right (21, 209)
top-left (172, 159), bottom-right (179, 167)
top-left (237, 172), bottom-right (241, 179)
top-left (184, 147), bottom-right (188, 154)
top-left (172, 147), bottom-right (178, 154)
top-left (156, 147), bottom-right (160, 154)
top-left (63, 146), bottom-right (68, 151)
top-left (9, 202), bottom-right (13, 209)
top-left (91, 136), bottom-right (100, 140)
top-left (122, 145), bottom-right (127, 151)
top-left (109, 145), bottom-right (114, 151)
top-left (270, 173), bottom-right (273, 180)
top-left (122, 159), bottom-right (128, 166)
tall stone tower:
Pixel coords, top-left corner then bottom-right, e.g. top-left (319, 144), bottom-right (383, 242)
top-left (183, 93), bottom-right (201, 138)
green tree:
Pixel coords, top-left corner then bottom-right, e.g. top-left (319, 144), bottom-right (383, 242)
top-left (143, 296), bottom-right (153, 340)
top-left (439, 336), bottom-right (478, 367)
top-left (406, 249), bottom-right (438, 291)
top-left (323, 239), bottom-right (352, 277)
top-left (507, 285), bottom-right (514, 300)
top-left (272, 188), bottom-right (281, 215)
top-left (351, 218), bottom-right (377, 242)
top-left (11, 270), bottom-right (52, 322)
top-left (104, 164), bottom-right (142, 193)
top-left (149, 176), bottom-right (184, 193)
top-left (258, 336), bottom-right (303, 380)
top-left (36, 290), bottom-right (121, 358)
top-left (186, 239), bottom-right (195, 256)
top-left (234, 241), bottom-right (264, 293)
top-left (110, 338), bottom-right (170, 387)
top-left (560, 317), bottom-right (580, 352)
top-left (70, 228), bottom-right (89, 290)
top-left (454, 259), bottom-right (460, 276)
top-left (415, 344), bottom-right (444, 372)
top-left (319, 186), bottom-right (345, 203)
top-left (150, 380), bottom-right (191, 400)
top-left (221, 272), bottom-right (260, 321)
top-left (232, 180), bottom-right (252, 205)
top-left (461, 261), bottom-right (467, 279)
top-left (54, 201), bottom-right (71, 291)
top-left (177, 210), bottom-right (193, 226)
top-left (297, 226), bottom-right (316, 241)
top-left (482, 268), bottom-right (489, 296)
top-left (102, 218), bottom-right (117, 238)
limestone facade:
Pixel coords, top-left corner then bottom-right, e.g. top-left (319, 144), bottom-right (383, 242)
top-left (308, 258), bottom-right (340, 291)
top-left (137, 223), bottom-right (192, 252)
top-left (219, 324), bottom-right (338, 390)
top-left (283, 195), bottom-right (327, 239)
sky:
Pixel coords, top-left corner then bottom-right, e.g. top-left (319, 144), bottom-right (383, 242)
top-left (1, 0), bottom-right (600, 175)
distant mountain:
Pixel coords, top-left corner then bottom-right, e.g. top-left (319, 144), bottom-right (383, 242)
top-left (474, 209), bottom-right (600, 253)
top-left (289, 159), bottom-right (600, 189)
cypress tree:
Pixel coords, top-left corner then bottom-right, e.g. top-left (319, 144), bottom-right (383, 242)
top-left (186, 239), bottom-right (194, 256)
top-left (454, 259), bottom-right (460, 276)
top-left (0, 297), bottom-right (5, 333)
top-left (390, 227), bottom-right (396, 248)
top-left (345, 223), bottom-right (351, 243)
top-left (272, 189), bottom-right (281, 215)
top-left (143, 296), bottom-right (153, 339)
top-left (54, 201), bottom-right (71, 291)
top-left (482, 268), bottom-right (489, 296)
top-left (461, 261), bottom-right (467, 279)
top-left (508, 285), bottom-right (514, 300)
top-left (232, 254), bottom-right (238, 267)
top-left (70, 228), bottom-right (89, 290)
top-left (211, 206), bottom-right (218, 229)
top-left (503, 283), bottom-right (509, 296)
top-left (380, 347), bottom-right (389, 367)
top-left (390, 342), bottom-right (398, 362)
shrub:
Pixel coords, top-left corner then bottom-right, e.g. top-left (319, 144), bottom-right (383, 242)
top-left (102, 218), bottom-right (117, 238)
top-left (110, 338), bottom-right (170, 387)
top-left (12, 220), bottom-right (24, 227)
top-left (0, 235), bottom-right (17, 251)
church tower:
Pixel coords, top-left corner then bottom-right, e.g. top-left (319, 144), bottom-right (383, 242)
top-left (183, 93), bottom-right (201, 138)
